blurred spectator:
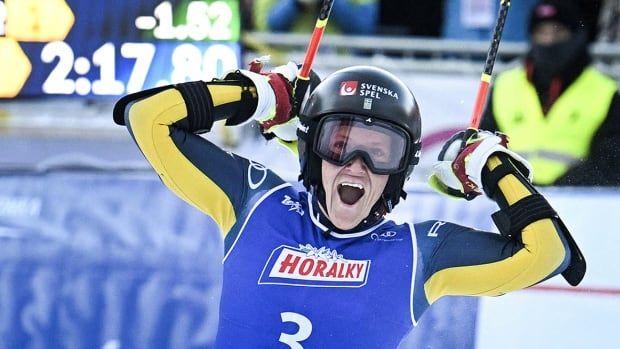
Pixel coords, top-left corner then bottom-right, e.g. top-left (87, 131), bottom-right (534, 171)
top-left (379, 0), bottom-right (444, 37)
top-left (240, 0), bottom-right (255, 30)
top-left (480, 0), bottom-right (620, 186)
top-left (253, 0), bottom-right (378, 35)
top-left (598, 0), bottom-right (620, 42)
top-left (442, 0), bottom-right (538, 42)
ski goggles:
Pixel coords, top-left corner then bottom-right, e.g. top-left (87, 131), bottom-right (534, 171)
top-left (314, 114), bottom-right (411, 175)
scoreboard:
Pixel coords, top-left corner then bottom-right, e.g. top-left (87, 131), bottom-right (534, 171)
top-left (0, 0), bottom-right (241, 98)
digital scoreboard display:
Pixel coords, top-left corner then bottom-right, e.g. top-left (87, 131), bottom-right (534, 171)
top-left (0, 0), bottom-right (241, 98)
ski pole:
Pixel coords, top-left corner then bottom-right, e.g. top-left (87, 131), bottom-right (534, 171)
top-left (291, 0), bottom-right (335, 118)
top-left (463, 0), bottom-right (511, 141)
top-left (461, 0), bottom-right (587, 286)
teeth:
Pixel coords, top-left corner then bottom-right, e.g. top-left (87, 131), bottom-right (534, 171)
top-left (340, 182), bottom-right (364, 190)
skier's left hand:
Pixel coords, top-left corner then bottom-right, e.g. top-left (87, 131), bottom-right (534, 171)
top-left (429, 129), bottom-right (532, 200)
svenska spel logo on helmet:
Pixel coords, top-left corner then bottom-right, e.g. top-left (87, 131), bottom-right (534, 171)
top-left (359, 83), bottom-right (400, 100)
top-left (339, 81), bottom-right (359, 96)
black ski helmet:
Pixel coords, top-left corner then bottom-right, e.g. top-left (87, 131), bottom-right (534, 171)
top-left (297, 65), bottom-right (422, 213)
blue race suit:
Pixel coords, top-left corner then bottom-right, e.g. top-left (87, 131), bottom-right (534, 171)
top-left (119, 83), bottom-right (571, 348)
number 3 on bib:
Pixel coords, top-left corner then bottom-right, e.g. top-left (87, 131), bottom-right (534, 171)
top-left (279, 312), bottom-right (313, 349)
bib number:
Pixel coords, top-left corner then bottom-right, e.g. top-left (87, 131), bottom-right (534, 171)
top-left (279, 311), bottom-right (312, 349)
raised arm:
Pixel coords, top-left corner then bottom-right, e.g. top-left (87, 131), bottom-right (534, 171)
top-left (425, 130), bottom-right (585, 303)
top-left (112, 61), bottom-right (300, 236)
top-left (116, 81), bottom-right (258, 235)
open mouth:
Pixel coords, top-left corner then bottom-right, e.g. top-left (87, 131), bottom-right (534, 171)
top-left (337, 183), bottom-right (365, 205)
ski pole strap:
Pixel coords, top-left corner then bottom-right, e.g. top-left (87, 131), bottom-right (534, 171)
top-left (491, 194), bottom-right (556, 239)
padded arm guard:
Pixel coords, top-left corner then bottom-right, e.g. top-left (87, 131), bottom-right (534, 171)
top-left (113, 79), bottom-right (256, 133)
top-left (483, 153), bottom-right (586, 286)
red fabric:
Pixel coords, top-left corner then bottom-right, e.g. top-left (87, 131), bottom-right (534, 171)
top-left (246, 60), bottom-right (294, 130)
top-left (544, 78), bottom-right (562, 114)
top-left (248, 59), bottom-right (263, 74)
top-left (450, 133), bottom-right (509, 199)
top-left (525, 60), bottom-right (564, 115)
top-left (249, 59), bottom-right (293, 130)
top-left (452, 141), bottom-right (483, 198)
top-left (260, 73), bottom-right (293, 130)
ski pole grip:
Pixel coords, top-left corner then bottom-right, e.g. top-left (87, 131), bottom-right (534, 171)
top-left (460, 127), bottom-right (478, 151)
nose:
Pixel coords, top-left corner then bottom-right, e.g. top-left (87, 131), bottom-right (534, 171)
top-left (531, 24), bottom-right (572, 46)
top-left (535, 32), bottom-right (556, 46)
top-left (345, 157), bottom-right (368, 172)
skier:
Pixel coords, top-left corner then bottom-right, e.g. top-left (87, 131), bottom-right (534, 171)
top-left (113, 61), bottom-right (584, 348)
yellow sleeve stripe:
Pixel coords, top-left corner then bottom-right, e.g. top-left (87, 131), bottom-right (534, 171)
top-left (486, 156), bottom-right (530, 205)
top-left (424, 219), bottom-right (566, 304)
top-left (128, 88), bottom-right (236, 234)
top-left (424, 156), bottom-right (566, 303)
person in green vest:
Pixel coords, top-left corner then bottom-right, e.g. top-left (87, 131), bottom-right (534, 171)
top-left (480, 0), bottom-right (620, 186)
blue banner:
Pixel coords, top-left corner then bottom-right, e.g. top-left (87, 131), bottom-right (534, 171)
top-left (0, 172), bottom-right (222, 349)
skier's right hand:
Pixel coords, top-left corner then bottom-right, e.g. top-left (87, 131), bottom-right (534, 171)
top-left (225, 57), bottom-right (300, 141)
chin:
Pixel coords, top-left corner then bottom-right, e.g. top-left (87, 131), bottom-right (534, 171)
top-left (325, 193), bottom-right (374, 231)
top-left (333, 221), bottom-right (359, 231)
top-left (333, 218), bottom-right (358, 230)
top-left (330, 206), bottom-right (368, 231)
